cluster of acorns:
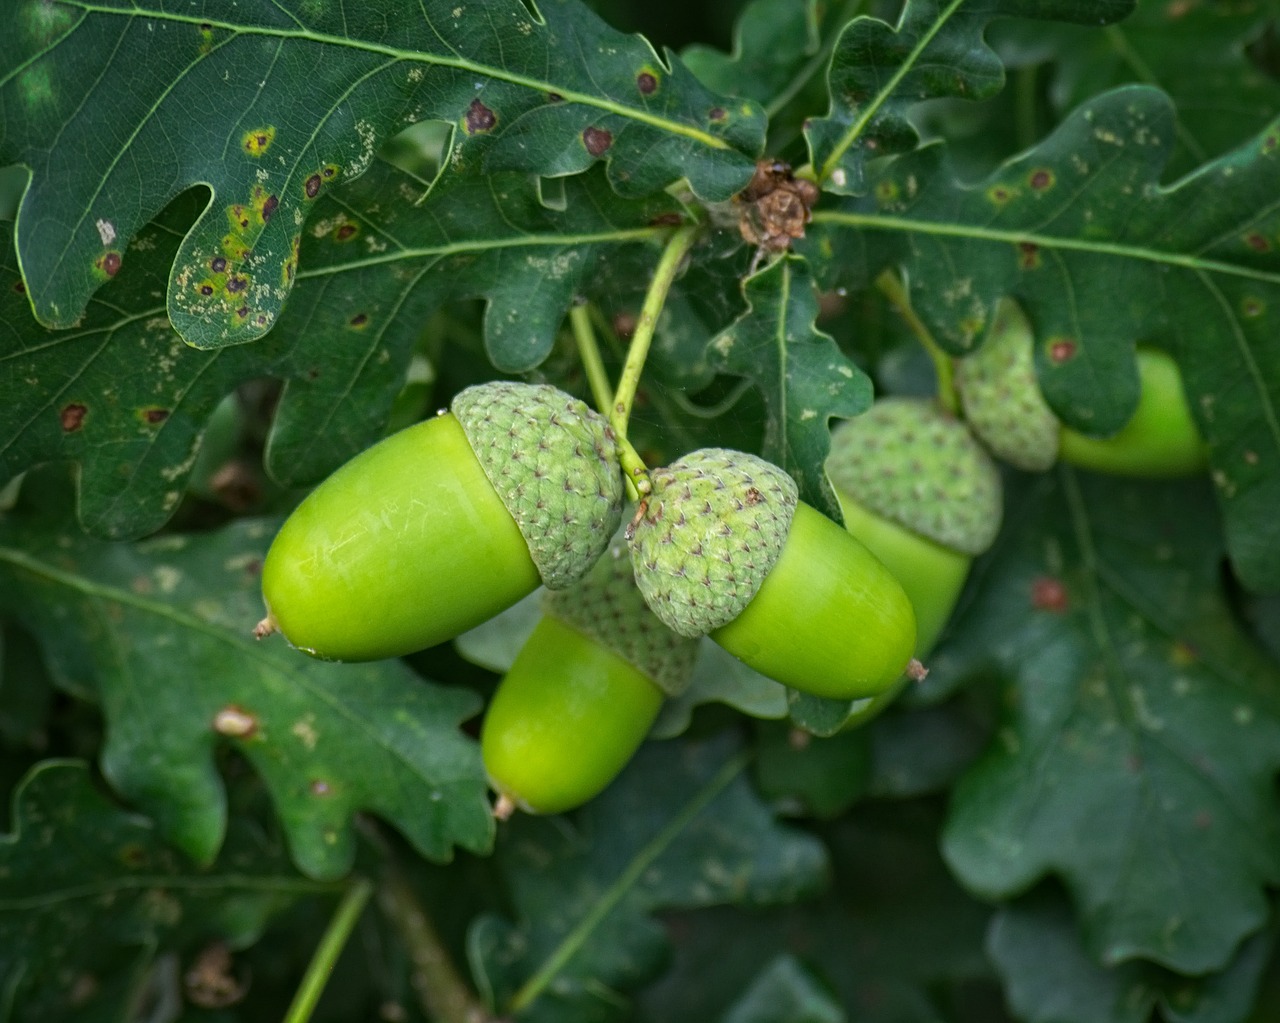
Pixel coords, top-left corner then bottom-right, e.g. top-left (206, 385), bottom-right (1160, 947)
top-left (256, 300), bottom-right (1205, 817)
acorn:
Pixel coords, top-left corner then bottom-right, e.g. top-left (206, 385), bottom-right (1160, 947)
top-left (954, 297), bottom-right (1059, 471)
top-left (826, 397), bottom-right (1002, 659)
top-left (955, 298), bottom-right (1206, 478)
top-left (257, 382), bottom-right (624, 661)
top-left (481, 536), bottom-right (698, 816)
top-left (627, 449), bottom-right (917, 701)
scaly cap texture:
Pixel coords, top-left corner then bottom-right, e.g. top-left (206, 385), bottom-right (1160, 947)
top-left (544, 536), bottom-right (698, 697)
top-left (827, 398), bottom-right (1001, 556)
top-left (628, 448), bottom-right (798, 638)
top-left (955, 297), bottom-right (1060, 471)
top-left (452, 382), bottom-right (623, 589)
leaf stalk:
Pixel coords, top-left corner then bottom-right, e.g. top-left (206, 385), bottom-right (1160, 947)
top-left (283, 876), bottom-right (375, 1023)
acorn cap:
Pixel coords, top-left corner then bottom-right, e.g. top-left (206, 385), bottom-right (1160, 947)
top-left (827, 398), bottom-right (1001, 556)
top-left (452, 382), bottom-right (623, 589)
top-left (628, 448), bottom-right (798, 638)
top-left (544, 536), bottom-right (698, 697)
top-left (954, 297), bottom-right (1060, 471)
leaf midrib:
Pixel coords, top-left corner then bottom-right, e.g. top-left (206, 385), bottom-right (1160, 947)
top-left (60, 2), bottom-right (733, 150)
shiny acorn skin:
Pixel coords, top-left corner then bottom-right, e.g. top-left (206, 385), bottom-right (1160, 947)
top-left (259, 412), bottom-right (540, 661)
top-left (1059, 348), bottom-right (1207, 478)
top-left (481, 615), bottom-right (664, 816)
top-left (709, 502), bottom-right (918, 701)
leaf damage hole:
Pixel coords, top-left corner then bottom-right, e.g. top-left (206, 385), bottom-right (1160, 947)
top-left (583, 126), bottom-right (613, 156)
top-left (61, 403), bottom-right (87, 432)
top-left (465, 97), bottom-right (496, 133)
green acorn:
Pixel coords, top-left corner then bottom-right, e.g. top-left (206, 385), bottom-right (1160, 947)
top-left (827, 397), bottom-right (1002, 658)
top-left (955, 298), bottom-right (1206, 478)
top-left (628, 449), bottom-right (917, 701)
top-left (825, 397), bottom-right (1002, 726)
top-left (954, 297), bottom-right (1059, 471)
top-left (258, 381), bottom-right (623, 661)
top-left (481, 536), bottom-right (698, 817)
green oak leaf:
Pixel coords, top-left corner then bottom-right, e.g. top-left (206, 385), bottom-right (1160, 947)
top-left (636, 799), bottom-right (994, 1023)
top-left (467, 734), bottom-right (828, 1022)
top-left (682, 0), bottom-right (822, 106)
top-left (722, 954), bottom-right (845, 1023)
top-left (989, 889), bottom-right (1273, 1023)
top-left (0, 160), bottom-right (680, 538)
top-left (0, 504), bottom-right (494, 880)
top-left (804, 0), bottom-right (1134, 195)
top-left (705, 255), bottom-right (872, 520)
top-left (941, 470), bottom-right (1280, 974)
top-left (808, 86), bottom-right (1280, 589)
top-left (0, 759), bottom-right (335, 1021)
top-left (1029, 4), bottom-right (1280, 178)
top-left (3, 0), bottom-right (763, 345)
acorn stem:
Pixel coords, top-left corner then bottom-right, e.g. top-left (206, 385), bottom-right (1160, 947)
top-left (570, 303), bottom-right (647, 501)
top-left (569, 303), bottom-right (614, 417)
top-left (610, 224), bottom-right (699, 445)
top-left (875, 269), bottom-right (959, 413)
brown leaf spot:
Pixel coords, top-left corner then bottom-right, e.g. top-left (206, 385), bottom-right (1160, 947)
top-left (1030, 575), bottom-right (1068, 612)
top-left (1244, 232), bottom-right (1271, 253)
top-left (199, 284), bottom-right (214, 296)
top-left (235, 306), bottom-right (249, 319)
top-left (1017, 241), bottom-right (1041, 269)
top-left (12, 279), bottom-right (25, 293)
top-left (636, 71), bottom-right (657, 95)
top-left (100, 251), bottom-right (122, 277)
top-left (1048, 338), bottom-right (1077, 363)
top-left (648, 212), bottom-right (683, 227)
top-left (210, 256), bottom-right (227, 273)
top-left (583, 126), bottom-right (613, 157)
top-left (466, 97), bottom-right (497, 133)
top-left (988, 184), bottom-right (1013, 204)
top-left (334, 223), bottom-right (359, 242)
top-left (349, 312), bottom-right (369, 328)
top-left (305, 173), bottom-right (322, 198)
top-left (261, 194), bottom-right (278, 221)
top-left (226, 275), bottom-right (247, 293)
top-left (141, 407), bottom-right (170, 425)
top-left (708, 106), bottom-right (726, 122)
top-left (547, 91), bottom-right (563, 102)
top-left (1028, 168), bottom-right (1055, 191)
top-left (310, 779), bottom-right (331, 796)
top-left (1242, 296), bottom-right (1264, 318)
top-left (61, 403), bottom-right (87, 432)
top-left (118, 842), bottom-right (148, 868)
top-left (241, 126), bottom-right (276, 156)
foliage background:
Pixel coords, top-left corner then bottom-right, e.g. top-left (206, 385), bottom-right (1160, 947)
top-left (3, 0), bottom-right (1280, 1021)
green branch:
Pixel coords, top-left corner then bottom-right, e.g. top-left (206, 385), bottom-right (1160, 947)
top-left (284, 877), bottom-right (375, 1023)
top-left (874, 269), bottom-right (957, 413)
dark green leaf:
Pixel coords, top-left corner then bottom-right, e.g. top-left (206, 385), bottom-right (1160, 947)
top-left (636, 799), bottom-right (995, 1023)
top-left (804, 0), bottom-right (1134, 194)
top-left (988, 888), bottom-right (1273, 1023)
top-left (0, 509), bottom-right (494, 879)
top-left (3, 0), bottom-right (763, 343)
top-left (0, 760), bottom-right (333, 1021)
top-left (810, 86), bottom-right (1280, 588)
top-left (722, 954), bottom-right (845, 1023)
top-left (467, 734), bottom-right (827, 1022)
top-left (0, 162), bottom-right (679, 536)
top-left (705, 255), bottom-right (871, 518)
top-left (942, 470), bottom-right (1280, 973)
top-left (682, 0), bottom-right (822, 106)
